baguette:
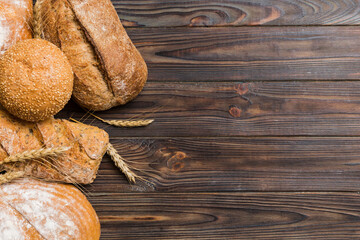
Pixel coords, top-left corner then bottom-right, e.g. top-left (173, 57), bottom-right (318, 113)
top-left (35, 0), bottom-right (148, 111)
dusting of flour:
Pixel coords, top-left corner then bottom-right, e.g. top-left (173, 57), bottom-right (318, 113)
top-left (0, 179), bottom-right (85, 239)
top-left (0, 200), bottom-right (31, 240)
top-left (9, 0), bottom-right (27, 9)
top-left (0, 15), bottom-right (11, 55)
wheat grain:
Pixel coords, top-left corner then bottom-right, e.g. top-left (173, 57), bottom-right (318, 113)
top-left (0, 171), bottom-right (25, 185)
top-left (3, 146), bottom-right (70, 164)
top-left (33, 0), bottom-right (43, 38)
top-left (106, 143), bottom-right (137, 183)
top-left (89, 112), bottom-right (154, 128)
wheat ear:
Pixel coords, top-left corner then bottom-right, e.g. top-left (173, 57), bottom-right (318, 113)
top-left (89, 112), bottom-right (154, 128)
top-left (3, 147), bottom-right (70, 164)
top-left (0, 171), bottom-right (25, 185)
top-left (106, 143), bottom-right (137, 183)
top-left (33, 0), bottom-right (43, 38)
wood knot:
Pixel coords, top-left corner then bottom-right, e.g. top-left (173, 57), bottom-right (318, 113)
top-left (190, 15), bottom-right (214, 26)
top-left (234, 83), bottom-right (249, 96)
top-left (229, 105), bottom-right (242, 118)
top-left (167, 151), bottom-right (187, 172)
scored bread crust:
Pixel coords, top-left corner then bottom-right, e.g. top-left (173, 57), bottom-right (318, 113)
top-left (0, 178), bottom-right (101, 240)
top-left (36, 0), bottom-right (148, 111)
top-left (0, 107), bottom-right (109, 184)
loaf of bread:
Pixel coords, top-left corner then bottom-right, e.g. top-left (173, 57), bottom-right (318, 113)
top-left (0, 1), bottom-right (32, 54)
top-left (1, 0), bottom-right (33, 22)
top-left (35, 0), bottom-right (148, 111)
top-left (0, 39), bottom-right (74, 122)
top-left (0, 107), bottom-right (109, 184)
top-left (0, 178), bottom-right (100, 240)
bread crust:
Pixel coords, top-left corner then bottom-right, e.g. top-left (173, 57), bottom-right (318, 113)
top-left (1, 0), bottom-right (33, 22)
top-left (0, 39), bottom-right (74, 122)
top-left (0, 2), bottom-right (32, 54)
top-left (0, 107), bottom-right (109, 184)
top-left (36, 0), bottom-right (148, 111)
top-left (0, 178), bottom-right (101, 240)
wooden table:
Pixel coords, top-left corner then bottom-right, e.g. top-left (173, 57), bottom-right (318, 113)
top-left (60, 1), bottom-right (360, 239)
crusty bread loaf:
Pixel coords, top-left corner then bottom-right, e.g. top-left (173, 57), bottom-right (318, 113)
top-left (0, 1), bottom-right (32, 54)
top-left (0, 178), bottom-right (100, 240)
top-left (0, 107), bottom-right (109, 184)
top-left (0, 39), bottom-right (74, 122)
top-left (35, 0), bottom-right (148, 111)
top-left (1, 0), bottom-right (33, 22)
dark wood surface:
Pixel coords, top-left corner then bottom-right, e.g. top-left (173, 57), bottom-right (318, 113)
top-left (113, 0), bottom-right (360, 27)
top-left (63, 0), bottom-right (360, 239)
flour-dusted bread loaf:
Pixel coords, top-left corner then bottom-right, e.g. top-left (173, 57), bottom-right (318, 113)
top-left (0, 1), bottom-right (32, 54)
top-left (1, 0), bottom-right (33, 22)
top-left (35, 0), bottom-right (148, 111)
top-left (0, 178), bottom-right (100, 240)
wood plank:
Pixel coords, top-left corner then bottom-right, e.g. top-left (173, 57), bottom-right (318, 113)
top-left (86, 137), bottom-right (360, 192)
top-left (91, 192), bottom-right (360, 239)
top-left (58, 81), bottom-right (360, 137)
top-left (114, 0), bottom-right (360, 27)
top-left (126, 26), bottom-right (360, 81)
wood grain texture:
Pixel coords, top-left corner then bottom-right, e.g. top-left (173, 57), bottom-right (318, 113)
top-left (126, 26), bottom-right (360, 81)
top-left (58, 81), bottom-right (360, 137)
top-left (84, 137), bottom-right (360, 192)
top-left (91, 192), bottom-right (360, 239)
top-left (114, 0), bottom-right (360, 27)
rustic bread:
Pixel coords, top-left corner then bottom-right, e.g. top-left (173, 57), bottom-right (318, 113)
top-left (1, 0), bottom-right (33, 22)
top-left (0, 1), bottom-right (32, 54)
top-left (0, 107), bottom-right (109, 184)
top-left (35, 0), bottom-right (148, 111)
top-left (0, 39), bottom-right (74, 122)
top-left (0, 178), bottom-right (100, 240)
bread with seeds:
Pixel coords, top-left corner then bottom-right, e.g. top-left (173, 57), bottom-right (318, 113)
top-left (0, 39), bottom-right (74, 122)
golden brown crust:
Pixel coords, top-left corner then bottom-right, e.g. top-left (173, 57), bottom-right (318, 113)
top-left (2, 0), bottom-right (33, 22)
top-left (0, 108), bottom-right (109, 184)
top-left (0, 2), bottom-right (32, 54)
top-left (37, 0), bottom-right (148, 111)
top-left (0, 39), bottom-right (74, 122)
top-left (0, 178), bottom-right (100, 240)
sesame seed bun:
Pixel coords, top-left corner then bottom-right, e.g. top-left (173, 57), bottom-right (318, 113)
top-left (0, 39), bottom-right (74, 122)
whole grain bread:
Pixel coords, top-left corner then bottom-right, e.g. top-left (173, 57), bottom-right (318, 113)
top-left (35, 0), bottom-right (148, 111)
top-left (0, 107), bottom-right (109, 184)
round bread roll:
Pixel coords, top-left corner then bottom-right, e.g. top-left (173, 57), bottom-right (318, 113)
top-left (0, 178), bottom-right (100, 240)
top-left (0, 39), bottom-right (74, 122)
top-left (0, 2), bottom-right (32, 54)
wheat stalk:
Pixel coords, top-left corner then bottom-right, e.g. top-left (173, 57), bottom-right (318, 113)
top-left (33, 0), bottom-right (43, 38)
top-left (0, 171), bottom-right (25, 185)
top-left (104, 119), bottom-right (154, 127)
top-left (89, 112), bottom-right (154, 128)
top-left (106, 143), bottom-right (137, 183)
top-left (3, 146), bottom-right (70, 164)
